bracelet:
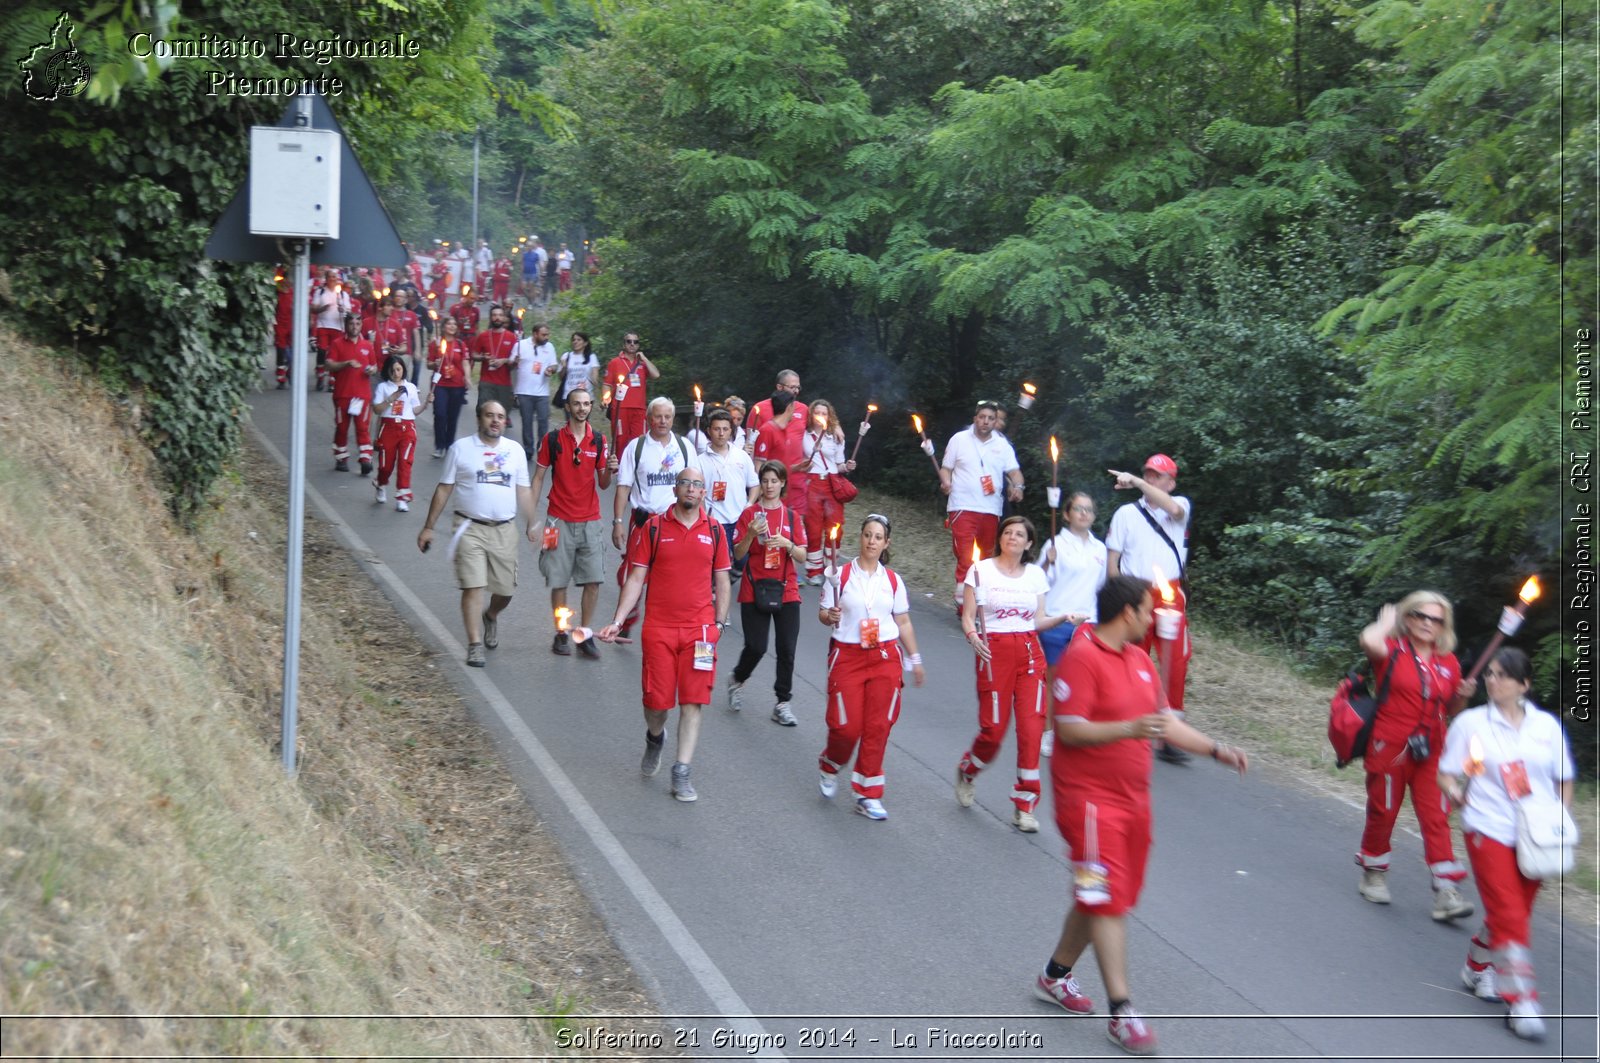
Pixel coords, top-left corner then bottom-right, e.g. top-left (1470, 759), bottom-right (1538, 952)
top-left (909, 653), bottom-right (923, 666)
top-left (613, 518), bottom-right (625, 524)
top-left (1211, 742), bottom-right (1221, 761)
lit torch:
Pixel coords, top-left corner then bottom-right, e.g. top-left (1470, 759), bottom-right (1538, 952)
top-left (1048, 436), bottom-right (1063, 529)
top-left (460, 283), bottom-right (472, 298)
top-left (912, 413), bottom-right (939, 473)
top-left (693, 384), bottom-right (703, 419)
top-left (970, 541), bottom-right (989, 665)
top-left (849, 403), bottom-right (877, 462)
top-left (554, 606), bottom-right (572, 633)
top-left (1465, 734), bottom-right (1486, 778)
top-left (1018, 381), bottom-right (1038, 410)
top-left (827, 523), bottom-right (842, 588)
top-left (1465, 575), bottom-right (1544, 683)
top-left (1151, 565), bottom-right (1182, 693)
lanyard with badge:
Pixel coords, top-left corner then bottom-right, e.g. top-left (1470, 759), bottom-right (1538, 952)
top-left (856, 565), bottom-right (882, 650)
top-left (974, 437), bottom-right (996, 496)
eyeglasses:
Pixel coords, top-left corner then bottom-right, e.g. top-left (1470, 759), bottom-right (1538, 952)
top-left (676, 479), bottom-right (705, 490)
top-left (1407, 610), bottom-right (1445, 625)
top-left (1069, 505), bottom-right (1095, 514)
top-left (623, 339), bottom-right (640, 346)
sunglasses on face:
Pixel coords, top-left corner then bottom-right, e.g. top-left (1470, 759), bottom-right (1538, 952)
top-left (1407, 610), bottom-right (1445, 625)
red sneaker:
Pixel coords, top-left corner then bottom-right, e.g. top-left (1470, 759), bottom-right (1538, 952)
top-left (1107, 1007), bottom-right (1157, 1055)
top-left (1034, 971), bottom-right (1095, 1014)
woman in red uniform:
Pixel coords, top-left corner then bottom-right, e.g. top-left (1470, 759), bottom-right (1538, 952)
top-left (369, 354), bottom-right (429, 512)
top-left (426, 317), bottom-right (471, 458)
top-left (817, 514), bottom-right (925, 820)
top-left (799, 399), bottom-right (855, 584)
top-left (1355, 590), bottom-right (1477, 918)
top-left (728, 461), bottom-right (808, 726)
top-left (955, 515), bottom-right (1073, 833)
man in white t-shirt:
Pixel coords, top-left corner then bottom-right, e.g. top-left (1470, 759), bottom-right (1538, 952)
top-left (609, 396), bottom-right (694, 634)
top-left (556, 243), bottom-right (575, 291)
top-left (416, 401), bottom-right (535, 668)
top-left (1105, 453), bottom-right (1192, 748)
top-left (697, 408), bottom-right (759, 576)
top-left (473, 239), bottom-right (493, 283)
top-left (512, 322), bottom-right (557, 458)
top-left (939, 401), bottom-right (1023, 608)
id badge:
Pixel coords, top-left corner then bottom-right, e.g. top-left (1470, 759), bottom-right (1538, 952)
top-left (390, 396), bottom-right (405, 416)
top-left (763, 543), bottom-right (782, 568)
top-left (1499, 760), bottom-right (1532, 800)
top-left (615, 383), bottom-right (629, 402)
top-left (859, 618), bottom-right (881, 649)
top-left (1073, 861), bottom-right (1111, 906)
top-left (711, 481), bottom-right (727, 502)
top-left (980, 474), bottom-right (996, 496)
top-left (542, 524), bottom-right (560, 551)
top-left (628, 372), bottom-right (641, 387)
top-left (693, 640), bottom-right (716, 672)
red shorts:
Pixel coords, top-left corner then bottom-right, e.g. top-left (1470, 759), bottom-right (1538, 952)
top-left (641, 623), bottom-right (718, 711)
top-left (1056, 795), bottom-right (1151, 916)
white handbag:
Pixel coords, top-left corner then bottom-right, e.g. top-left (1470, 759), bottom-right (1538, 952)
top-left (1514, 797), bottom-right (1579, 879)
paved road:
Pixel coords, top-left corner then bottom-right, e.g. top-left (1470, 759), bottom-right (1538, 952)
top-left (250, 387), bottom-right (1597, 1061)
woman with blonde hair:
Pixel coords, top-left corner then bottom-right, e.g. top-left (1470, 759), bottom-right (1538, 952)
top-left (799, 399), bottom-right (855, 584)
top-left (1355, 590), bottom-right (1478, 918)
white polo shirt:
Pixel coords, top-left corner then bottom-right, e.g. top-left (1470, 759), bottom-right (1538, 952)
top-left (373, 380), bottom-right (424, 423)
top-left (512, 338), bottom-right (556, 396)
top-left (616, 431), bottom-right (692, 515)
top-left (698, 443), bottom-right (759, 524)
top-left (1440, 702), bottom-right (1575, 847)
top-left (1043, 528), bottom-right (1107, 621)
top-left (942, 427), bottom-right (1019, 516)
top-left (1105, 497), bottom-right (1190, 581)
top-left (439, 433), bottom-right (529, 523)
top-left (821, 560), bottom-right (909, 645)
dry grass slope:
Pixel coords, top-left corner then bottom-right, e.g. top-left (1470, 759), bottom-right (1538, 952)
top-left (0, 326), bottom-right (651, 1054)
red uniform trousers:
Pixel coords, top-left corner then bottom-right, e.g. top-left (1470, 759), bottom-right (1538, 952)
top-left (1357, 743), bottom-right (1466, 884)
top-left (1464, 831), bottom-right (1543, 1003)
top-left (1136, 582), bottom-right (1192, 711)
top-left (958, 631), bottom-right (1046, 812)
top-left (313, 327), bottom-right (340, 386)
top-left (786, 471), bottom-right (813, 529)
top-left (332, 396), bottom-right (374, 464)
top-left (374, 419), bottom-right (417, 500)
top-left (492, 277), bottom-right (510, 303)
top-left (819, 640), bottom-right (905, 799)
top-left (803, 482), bottom-right (844, 578)
top-left (947, 510), bottom-right (999, 599)
top-left (613, 407), bottom-right (646, 456)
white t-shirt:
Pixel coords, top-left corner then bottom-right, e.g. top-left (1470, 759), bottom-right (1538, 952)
top-left (802, 430), bottom-right (849, 475)
top-left (512, 339), bottom-right (556, 396)
top-left (439, 433), bottom-right (529, 523)
top-left (963, 558), bottom-right (1048, 634)
top-left (373, 380), bottom-right (424, 423)
top-left (821, 560), bottom-right (910, 646)
top-left (1440, 702), bottom-right (1575, 847)
top-left (1042, 529), bottom-right (1107, 621)
top-left (698, 444), bottom-right (759, 524)
top-left (557, 249), bottom-right (575, 273)
top-left (474, 245), bottom-right (493, 276)
top-left (454, 248), bottom-right (474, 284)
top-left (616, 432), bottom-right (692, 515)
top-left (1105, 497), bottom-right (1191, 581)
top-left (311, 285), bottom-right (351, 331)
top-left (942, 427), bottom-right (1019, 516)
top-left (559, 351), bottom-right (599, 400)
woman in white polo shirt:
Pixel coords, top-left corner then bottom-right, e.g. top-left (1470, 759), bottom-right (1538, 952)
top-left (1439, 647), bottom-right (1575, 1043)
top-left (1038, 491), bottom-right (1106, 754)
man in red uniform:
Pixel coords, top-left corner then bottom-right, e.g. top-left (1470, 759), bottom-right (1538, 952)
top-left (326, 314), bottom-right (379, 474)
top-left (491, 252), bottom-right (512, 304)
top-left (449, 289), bottom-right (482, 340)
top-left (376, 288), bottom-right (421, 378)
top-left (751, 390), bottom-right (809, 516)
top-left (742, 369), bottom-right (801, 437)
top-left (531, 386), bottom-right (612, 659)
top-left (599, 467), bottom-right (732, 803)
top-left (271, 269), bottom-right (297, 389)
top-left (603, 332), bottom-right (660, 455)
top-left (1036, 575), bottom-right (1247, 1055)
top-left (309, 268), bottom-right (351, 392)
top-left (472, 305), bottom-right (518, 433)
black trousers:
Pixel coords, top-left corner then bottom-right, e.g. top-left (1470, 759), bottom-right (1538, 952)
top-left (733, 600), bottom-right (801, 702)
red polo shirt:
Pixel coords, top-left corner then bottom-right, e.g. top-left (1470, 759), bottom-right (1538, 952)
top-left (752, 418), bottom-right (804, 472)
top-left (327, 335), bottom-right (377, 400)
top-left (605, 355), bottom-right (649, 411)
top-left (1052, 626), bottom-right (1165, 807)
top-left (628, 508), bottom-right (730, 627)
top-left (473, 327), bottom-right (518, 387)
top-left (537, 423), bottom-right (609, 523)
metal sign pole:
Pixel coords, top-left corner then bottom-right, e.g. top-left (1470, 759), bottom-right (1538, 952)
top-left (282, 236), bottom-right (310, 777)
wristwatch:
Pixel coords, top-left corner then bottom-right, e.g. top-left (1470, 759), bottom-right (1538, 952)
top-left (715, 620), bottom-right (728, 631)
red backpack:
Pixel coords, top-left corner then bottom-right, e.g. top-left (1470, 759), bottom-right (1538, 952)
top-left (1328, 647), bottom-right (1400, 768)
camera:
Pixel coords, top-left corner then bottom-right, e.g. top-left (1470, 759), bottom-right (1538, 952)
top-left (1406, 731), bottom-right (1431, 763)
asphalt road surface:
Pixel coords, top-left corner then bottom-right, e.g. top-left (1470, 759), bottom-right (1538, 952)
top-left (250, 386), bottom-right (1597, 1062)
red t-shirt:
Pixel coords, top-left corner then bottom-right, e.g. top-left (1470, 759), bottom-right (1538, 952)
top-left (1369, 636), bottom-right (1460, 750)
top-left (450, 301), bottom-right (481, 339)
top-left (733, 503), bottom-right (806, 604)
top-left (431, 337), bottom-right (471, 388)
top-left (374, 310), bottom-right (417, 355)
top-left (628, 509), bottom-right (730, 627)
top-left (273, 289), bottom-right (295, 347)
top-left (752, 419), bottom-right (804, 472)
top-left (473, 327), bottom-right (518, 387)
top-left (1052, 627), bottom-right (1165, 807)
top-left (327, 336), bottom-right (377, 400)
top-left (537, 423), bottom-right (609, 523)
top-left (492, 259), bottom-right (512, 287)
top-left (605, 355), bottom-right (648, 411)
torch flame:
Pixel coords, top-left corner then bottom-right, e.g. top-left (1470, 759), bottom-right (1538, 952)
top-left (693, 384), bottom-right (702, 401)
top-left (426, 291), bottom-right (437, 300)
top-left (516, 307), bottom-right (525, 320)
top-left (1151, 565), bottom-right (1176, 605)
top-left (866, 404), bottom-right (878, 413)
top-left (830, 524), bottom-right (842, 547)
top-left (554, 607), bottom-right (572, 632)
top-left (428, 309), bottom-right (438, 321)
top-left (460, 283), bottom-right (471, 296)
top-left (1466, 734), bottom-right (1486, 776)
top-left (1022, 382), bottom-right (1037, 396)
top-left (381, 286), bottom-right (390, 297)
top-left (1518, 575), bottom-right (1541, 604)
top-left (971, 542), bottom-right (982, 565)
top-left (1049, 436), bottom-right (1060, 462)
top-left (911, 413), bottom-right (923, 434)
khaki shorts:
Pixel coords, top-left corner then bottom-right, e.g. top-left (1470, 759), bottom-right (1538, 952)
top-left (538, 517), bottom-right (604, 587)
top-left (453, 518), bottom-right (518, 596)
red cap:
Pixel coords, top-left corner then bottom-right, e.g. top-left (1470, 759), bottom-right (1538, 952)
top-left (1143, 453), bottom-right (1178, 477)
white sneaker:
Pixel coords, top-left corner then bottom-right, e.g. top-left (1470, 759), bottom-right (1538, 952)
top-left (1014, 808), bottom-right (1040, 833)
top-left (727, 680), bottom-right (744, 712)
top-left (374, 484), bottom-right (387, 504)
top-left (1506, 999), bottom-right (1545, 1041)
top-left (819, 772), bottom-right (836, 798)
top-left (1461, 963), bottom-right (1501, 1001)
top-left (955, 770), bottom-right (976, 808)
top-left (396, 500), bottom-right (409, 512)
top-left (771, 701), bottom-right (797, 726)
top-left (855, 797), bottom-right (888, 820)
top-left (1041, 729), bottom-right (1054, 757)
top-left (1432, 884), bottom-right (1474, 921)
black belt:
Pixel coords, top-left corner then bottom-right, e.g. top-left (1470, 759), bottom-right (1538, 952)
top-left (456, 512), bottom-right (513, 527)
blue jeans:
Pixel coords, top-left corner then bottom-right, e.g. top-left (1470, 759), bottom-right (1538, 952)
top-left (1039, 621), bottom-right (1078, 667)
top-left (517, 394), bottom-right (551, 457)
top-left (433, 386), bottom-right (468, 452)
